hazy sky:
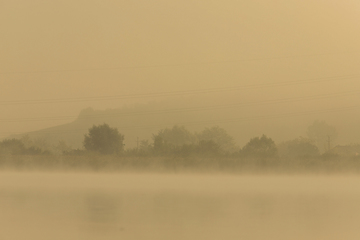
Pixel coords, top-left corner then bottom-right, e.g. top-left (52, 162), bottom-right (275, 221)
top-left (1, 0), bottom-right (360, 139)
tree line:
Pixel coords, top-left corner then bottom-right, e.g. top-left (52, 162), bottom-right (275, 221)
top-left (77, 124), bottom-right (280, 158)
top-left (66, 122), bottom-right (336, 160)
top-left (0, 121), bottom-right (355, 162)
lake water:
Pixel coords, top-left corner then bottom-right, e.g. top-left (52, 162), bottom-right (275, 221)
top-left (1, 172), bottom-right (360, 240)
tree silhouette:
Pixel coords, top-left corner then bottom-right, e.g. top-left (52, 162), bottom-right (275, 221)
top-left (278, 137), bottom-right (319, 159)
top-left (153, 125), bottom-right (195, 151)
top-left (241, 135), bottom-right (277, 158)
top-left (0, 138), bottom-right (44, 155)
top-left (84, 124), bottom-right (124, 154)
top-left (196, 126), bottom-right (236, 152)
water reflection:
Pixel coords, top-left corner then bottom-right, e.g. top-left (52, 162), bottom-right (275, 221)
top-left (1, 173), bottom-right (360, 240)
top-left (85, 193), bottom-right (120, 223)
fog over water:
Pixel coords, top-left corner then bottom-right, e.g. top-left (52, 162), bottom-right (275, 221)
top-left (1, 1), bottom-right (360, 239)
top-left (1, 172), bottom-right (360, 240)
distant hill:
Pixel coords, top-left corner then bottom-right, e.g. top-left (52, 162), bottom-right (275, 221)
top-left (7, 97), bottom-right (360, 150)
top-left (9, 100), bottom-right (244, 149)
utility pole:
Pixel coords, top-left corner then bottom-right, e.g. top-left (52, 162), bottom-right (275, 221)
top-left (136, 137), bottom-right (139, 150)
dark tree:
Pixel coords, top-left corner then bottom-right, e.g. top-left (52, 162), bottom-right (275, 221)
top-left (0, 139), bottom-right (26, 155)
top-left (196, 126), bottom-right (236, 152)
top-left (197, 140), bottom-right (221, 155)
top-left (153, 135), bottom-right (165, 153)
top-left (241, 135), bottom-right (278, 158)
top-left (154, 125), bottom-right (195, 146)
top-left (278, 137), bottom-right (319, 159)
top-left (0, 138), bottom-right (44, 155)
top-left (83, 124), bottom-right (124, 154)
top-left (152, 125), bottom-right (195, 154)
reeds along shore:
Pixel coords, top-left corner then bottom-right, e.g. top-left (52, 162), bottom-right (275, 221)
top-left (1, 153), bottom-right (360, 173)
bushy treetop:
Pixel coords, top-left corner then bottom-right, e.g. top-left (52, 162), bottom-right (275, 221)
top-left (83, 123), bottom-right (124, 154)
top-left (241, 134), bottom-right (278, 158)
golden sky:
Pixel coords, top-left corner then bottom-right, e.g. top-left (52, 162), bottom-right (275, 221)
top-left (0, 0), bottom-right (359, 141)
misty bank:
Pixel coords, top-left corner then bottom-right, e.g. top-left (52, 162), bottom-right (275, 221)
top-left (1, 154), bottom-right (360, 174)
top-left (1, 172), bottom-right (360, 240)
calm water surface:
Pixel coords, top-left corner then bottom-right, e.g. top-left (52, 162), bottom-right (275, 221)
top-left (1, 172), bottom-right (360, 240)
